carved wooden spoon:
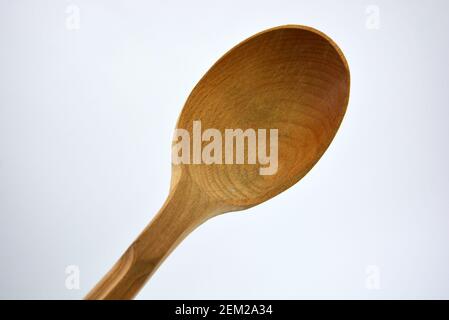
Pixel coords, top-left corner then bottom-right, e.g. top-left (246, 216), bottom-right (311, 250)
top-left (86, 25), bottom-right (350, 299)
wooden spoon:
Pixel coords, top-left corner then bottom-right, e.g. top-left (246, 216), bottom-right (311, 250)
top-left (86, 25), bottom-right (350, 299)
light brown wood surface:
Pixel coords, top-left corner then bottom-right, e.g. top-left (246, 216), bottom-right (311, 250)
top-left (85, 25), bottom-right (350, 300)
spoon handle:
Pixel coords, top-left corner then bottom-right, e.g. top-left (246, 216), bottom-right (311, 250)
top-left (85, 179), bottom-right (213, 300)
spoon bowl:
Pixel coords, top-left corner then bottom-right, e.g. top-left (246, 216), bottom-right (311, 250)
top-left (177, 25), bottom-right (350, 209)
top-left (86, 25), bottom-right (350, 299)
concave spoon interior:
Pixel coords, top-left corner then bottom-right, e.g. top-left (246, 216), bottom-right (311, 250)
top-left (86, 25), bottom-right (350, 299)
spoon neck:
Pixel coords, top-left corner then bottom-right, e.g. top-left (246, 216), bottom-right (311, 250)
top-left (85, 175), bottom-right (215, 300)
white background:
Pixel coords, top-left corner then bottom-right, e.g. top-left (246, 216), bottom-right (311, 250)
top-left (1, 0), bottom-right (448, 299)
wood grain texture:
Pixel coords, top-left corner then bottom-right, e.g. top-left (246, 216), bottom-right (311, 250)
top-left (85, 25), bottom-right (350, 300)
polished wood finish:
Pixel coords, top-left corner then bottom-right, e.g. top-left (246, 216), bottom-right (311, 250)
top-left (85, 25), bottom-right (350, 300)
